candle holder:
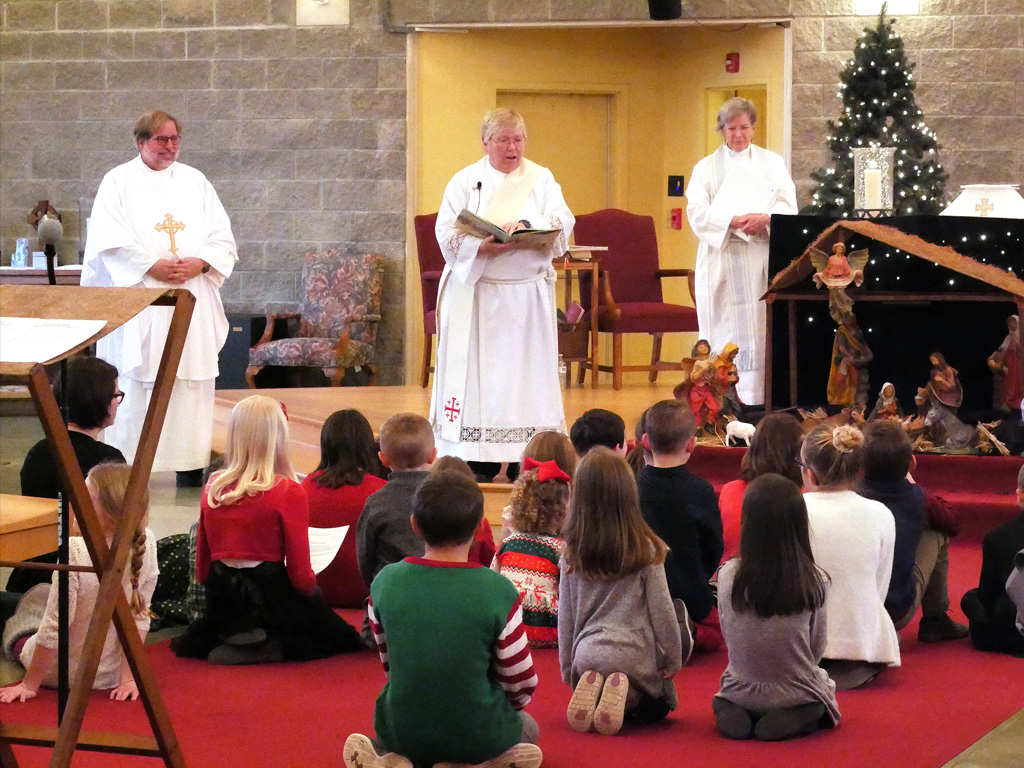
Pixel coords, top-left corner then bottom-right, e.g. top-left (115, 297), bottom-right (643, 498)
top-left (853, 147), bottom-right (896, 218)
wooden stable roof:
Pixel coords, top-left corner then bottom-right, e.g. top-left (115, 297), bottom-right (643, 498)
top-left (765, 220), bottom-right (1024, 299)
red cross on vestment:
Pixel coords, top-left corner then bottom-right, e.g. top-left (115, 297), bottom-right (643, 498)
top-left (444, 397), bottom-right (461, 422)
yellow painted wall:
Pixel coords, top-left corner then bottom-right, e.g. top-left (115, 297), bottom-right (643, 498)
top-left (406, 25), bottom-right (787, 385)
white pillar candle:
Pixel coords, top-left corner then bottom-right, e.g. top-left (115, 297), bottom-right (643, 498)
top-left (864, 167), bottom-right (883, 210)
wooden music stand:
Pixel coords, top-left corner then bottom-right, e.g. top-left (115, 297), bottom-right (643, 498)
top-left (0, 285), bottom-right (194, 767)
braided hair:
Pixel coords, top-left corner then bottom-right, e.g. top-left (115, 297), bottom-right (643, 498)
top-left (86, 462), bottom-right (150, 615)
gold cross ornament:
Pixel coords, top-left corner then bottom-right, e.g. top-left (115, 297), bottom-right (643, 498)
top-left (154, 213), bottom-right (186, 255)
top-left (975, 198), bottom-right (994, 217)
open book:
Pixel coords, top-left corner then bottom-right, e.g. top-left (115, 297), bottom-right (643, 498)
top-left (456, 208), bottom-right (560, 246)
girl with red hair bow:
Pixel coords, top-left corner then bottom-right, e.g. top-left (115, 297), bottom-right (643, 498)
top-left (491, 457), bottom-right (571, 648)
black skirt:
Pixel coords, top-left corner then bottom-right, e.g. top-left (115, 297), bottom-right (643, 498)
top-left (170, 561), bottom-right (363, 661)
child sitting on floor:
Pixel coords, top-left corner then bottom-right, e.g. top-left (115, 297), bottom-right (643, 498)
top-left (344, 470), bottom-right (542, 768)
top-left (559, 448), bottom-right (684, 736)
top-left (499, 431), bottom-right (577, 543)
top-left (355, 413), bottom-right (436, 589)
top-left (302, 409), bottom-right (387, 608)
top-left (430, 455), bottom-right (497, 566)
top-left (636, 399), bottom-right (722, 651)
top-left (857, 420), bottom-right (968, 642)
top-left (800, 424), bottom-right (900, 689)
top-left (960, 465), bottom-right (1024, 657)
top-left (492, 458), bottom-right (571, 648)
top-left (717, 412), bottom-right (803, 563)
top-left (713, 474), bottom-right (840, 741)
top-left (570, 409), bottom-right (627, 457)
top-left (1, 462), bottom-right (157, 702)
top-left (170, 395), bottom-right (362, 664)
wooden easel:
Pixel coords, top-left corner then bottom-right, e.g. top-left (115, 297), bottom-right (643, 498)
top-left (0, 285), bottom-right (194, 767)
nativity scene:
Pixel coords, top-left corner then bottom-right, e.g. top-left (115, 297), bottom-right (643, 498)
top-left (764, 217), bottom-right (1023, 456)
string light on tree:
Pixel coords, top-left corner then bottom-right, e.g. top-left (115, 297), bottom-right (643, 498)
top-left (803, 4), bottom-right (947, 216)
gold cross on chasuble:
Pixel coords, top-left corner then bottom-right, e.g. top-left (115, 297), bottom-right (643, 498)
top-left (154, 213), bottom-right (186, 255)
top-left (975, 198), bottom-right (994, 217)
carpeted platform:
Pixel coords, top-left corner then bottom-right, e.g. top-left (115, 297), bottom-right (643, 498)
top-left (3, 541), bottom-right (1022, 768)
top-left (690, 446), bottom-right (1022, 543)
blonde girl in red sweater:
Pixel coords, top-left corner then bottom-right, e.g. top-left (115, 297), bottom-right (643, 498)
top-left (170, 395), bottom-right (361, 664)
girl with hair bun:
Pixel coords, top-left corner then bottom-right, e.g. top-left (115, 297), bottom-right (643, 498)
top-left (1, 462), bottom-right (157, 702)
top-left (799, 424), bottom-right (900, 690)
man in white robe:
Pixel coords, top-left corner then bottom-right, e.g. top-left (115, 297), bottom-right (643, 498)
top-left (430, 108), bottom-right (574, 478)
top-left (82, 110), bottom-right (237, 480)
top-left (686, 98), bottom-right (797, 406)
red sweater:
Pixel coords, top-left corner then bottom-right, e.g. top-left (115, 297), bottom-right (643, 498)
top-left (302, 470), bottom-right (387, 608)
top-left (197, 477), bottom-right (316, 595)
top-left (717, 479), bottom-right (746, 564)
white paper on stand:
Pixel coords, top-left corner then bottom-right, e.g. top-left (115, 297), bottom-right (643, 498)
top-left (0, 317), bottom-right (107, 363)
top-left (308, 525), bottom-right (349, 574)
top-left (711, 167), bottom-right (777, 242)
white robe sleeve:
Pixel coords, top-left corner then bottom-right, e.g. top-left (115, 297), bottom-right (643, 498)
top-left (436, 169), bottom-right (487, 287)
top-left (82, 172), bottom-right (160, 288)
top-left (192, 178), bottom-right (237, 287)
top-left (686, 156), bottom-right (733, 252)
top-left (535, 171), bottom-right (574, 257)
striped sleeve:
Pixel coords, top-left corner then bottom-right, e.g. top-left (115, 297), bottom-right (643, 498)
top-left (492, 597), bottom-right (538, 710)
top-left (367, 597), bottom-right (389, 675)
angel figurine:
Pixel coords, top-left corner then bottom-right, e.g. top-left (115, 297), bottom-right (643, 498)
top-left (810, 241), bottom-right (870, 321)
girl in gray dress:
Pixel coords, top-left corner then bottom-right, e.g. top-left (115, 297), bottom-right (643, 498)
top-left (558, 448), bottom-right (684, 736)
top-left (713, 474), bottom-right (841, 741)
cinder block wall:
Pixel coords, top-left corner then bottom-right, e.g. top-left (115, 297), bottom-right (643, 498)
top-left (388, 0), bottom-right (1022, 202)
top-left (0, 0), bottom-right (409, 382)
top-left (2, 0), bottom-right (1020, 384)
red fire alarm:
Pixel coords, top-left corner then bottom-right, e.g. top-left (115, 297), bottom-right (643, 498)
top-left (670, 208), bottom-right (683, 230)
top-left (725, 52), bottom-right (740, 73)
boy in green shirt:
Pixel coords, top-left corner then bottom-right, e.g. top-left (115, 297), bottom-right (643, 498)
top-left (344, 470), bottom-right (542, 768)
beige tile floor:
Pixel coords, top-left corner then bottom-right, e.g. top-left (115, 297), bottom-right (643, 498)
top-left (0, 415), bottom-right (1020, 764)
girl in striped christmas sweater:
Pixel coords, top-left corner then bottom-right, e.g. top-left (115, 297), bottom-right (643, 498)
top-left (492, 458), bottom-right (571, 648)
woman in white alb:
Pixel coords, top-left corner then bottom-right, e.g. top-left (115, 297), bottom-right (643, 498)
top-left (431, 108), bottom-right (574, 480)
top-left (686, 98), bottom-right (797, 406)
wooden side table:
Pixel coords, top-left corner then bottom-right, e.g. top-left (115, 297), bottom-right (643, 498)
top-left (554, 255), bottom-right (601, 388)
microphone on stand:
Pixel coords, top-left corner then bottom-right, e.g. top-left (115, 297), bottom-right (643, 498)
top-left (37, 213), bottom-right (64, 287)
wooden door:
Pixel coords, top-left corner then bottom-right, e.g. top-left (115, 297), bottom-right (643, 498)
top-left (497, 91), bottom-right (612, 217)
top-left (704, 86), bottom-right (767, 154)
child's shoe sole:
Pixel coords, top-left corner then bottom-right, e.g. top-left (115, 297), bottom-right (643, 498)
top-left (342, 733), bottom-right (412, 768)
top-left (434, 742), bottom-right (543, 768)
top-left (567, 669), bottom-right (604, 732)
top-left (593, 671), bottom-right (628, 736)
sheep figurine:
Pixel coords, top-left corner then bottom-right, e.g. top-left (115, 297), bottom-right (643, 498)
top-left (725, 420), bottom-right (756, 447)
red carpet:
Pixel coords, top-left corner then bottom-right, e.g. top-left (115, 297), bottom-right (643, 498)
top-left (690, 446), bottom-right (1023, 543)
top-left (3, 542), bottom-right (1022, 768)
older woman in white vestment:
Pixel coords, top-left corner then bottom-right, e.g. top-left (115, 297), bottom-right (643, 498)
top-left (686, 98), bottom-right (797, 406)
top-left (82, 110), bottom-right (237, 484)
top-left (431, 108), bottom-right (574, 481)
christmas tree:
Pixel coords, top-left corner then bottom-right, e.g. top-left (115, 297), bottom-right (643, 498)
top-left (802, 5), bottom-right (948, 216)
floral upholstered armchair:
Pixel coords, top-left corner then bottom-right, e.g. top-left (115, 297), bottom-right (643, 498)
top-left (246, 249), bottom-right (385, 387)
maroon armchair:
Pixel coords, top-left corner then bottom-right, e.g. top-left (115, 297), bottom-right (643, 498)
top-left (573, 208), bottom-right (698, 390)
top-left (414, 213), bottom-right (446, 388)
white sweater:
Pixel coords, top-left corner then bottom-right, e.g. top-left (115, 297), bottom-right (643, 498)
top-left (805, 490), bottom-right (901, 665)
top-left (21, 531), bottom-right (159, 690)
